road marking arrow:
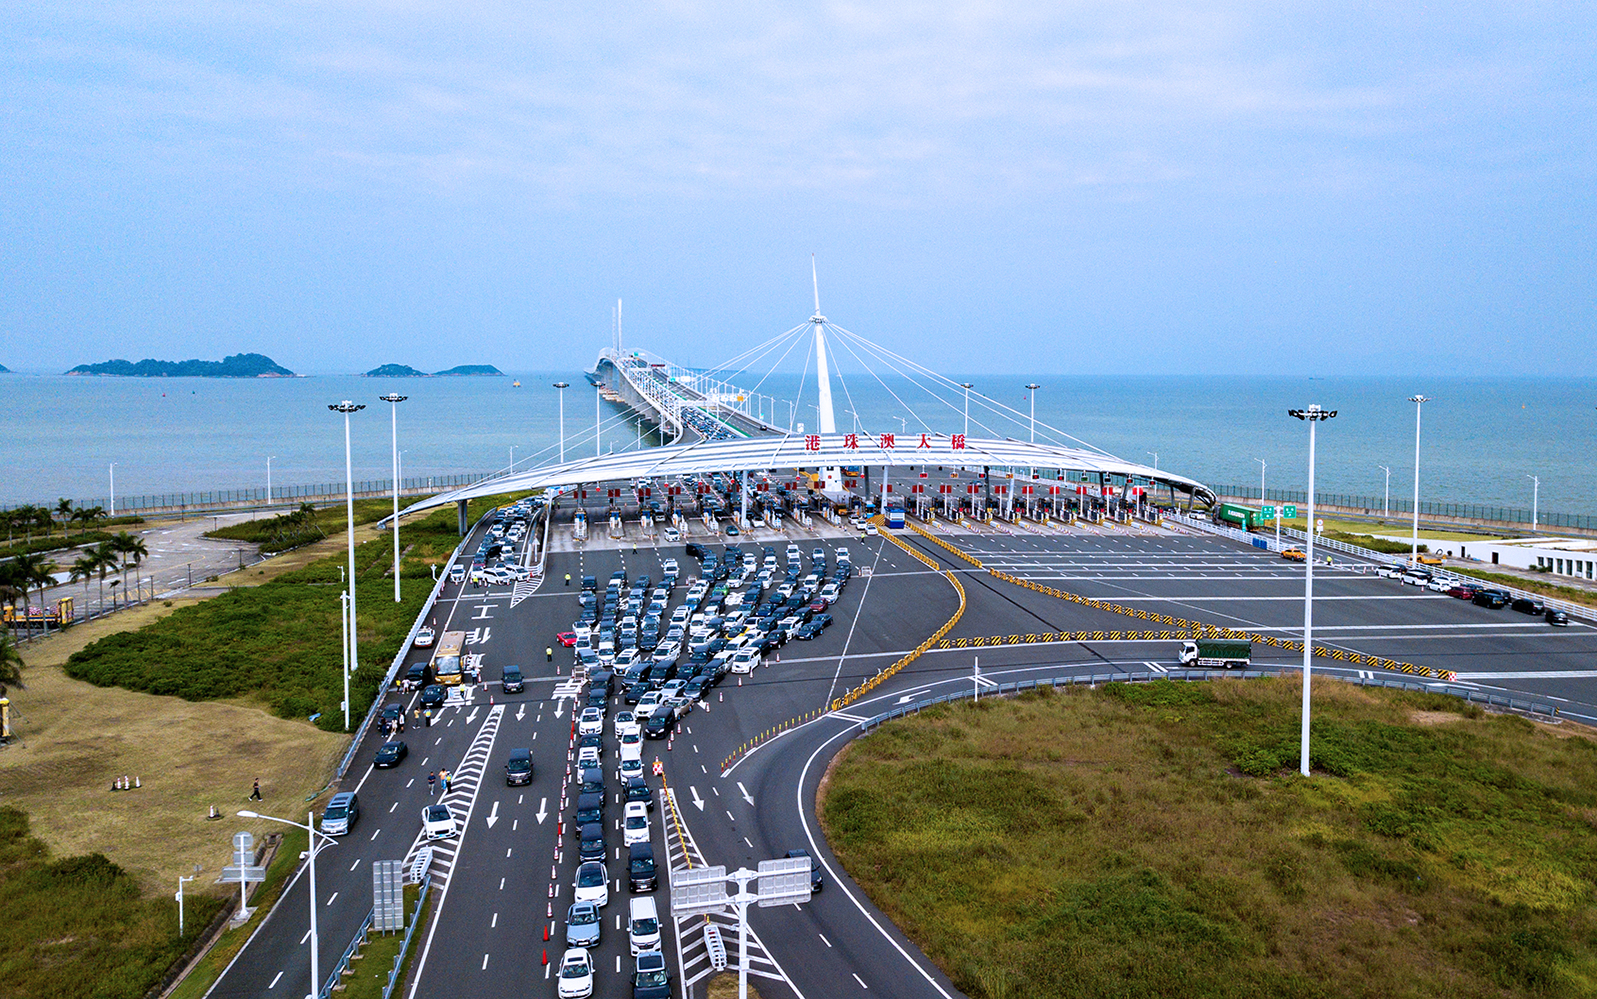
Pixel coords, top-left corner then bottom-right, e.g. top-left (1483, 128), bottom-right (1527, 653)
top-left (690, 786), bottom-right (705, 810)
top-left (485, 801), bottom-right (500, 829)
top-left (737, 782), bottom-right (754, 805)
top-left (466, 707), bottom-right (480, 725)
top-left (553, 702), bottom-right (565, 719)
top-left (516, 704), bottom-right (526, 721)
top-left (536, 798), bottom-right (548, 823)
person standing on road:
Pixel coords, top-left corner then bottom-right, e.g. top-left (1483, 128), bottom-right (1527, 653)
top-left (565, 573), bottom-right (571, 586)
top-left (440, 770), bottom-right (450, 793)
top-left (546, 646), bottom-right (553, 662)
top-left (427, 771), bottom-right (437, 795)
top-left (249, 778), bottom-right (262, 801)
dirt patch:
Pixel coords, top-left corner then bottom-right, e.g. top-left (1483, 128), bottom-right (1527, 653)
top-left (1409, 711), bottom-right (1462, 726)
top-left (705, 973), bottom-right (765, 999)
top-left (2, 585), bottom-right (347, 897)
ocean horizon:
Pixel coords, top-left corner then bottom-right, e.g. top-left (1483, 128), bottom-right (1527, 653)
top-left (4, 371), bottom-right (1593, 521)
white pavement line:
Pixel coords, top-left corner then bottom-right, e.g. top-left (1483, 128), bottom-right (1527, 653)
top-left (799, 724), bottom-right (959, 999)
top-left (404, 704), bottom-right (506, 999)
top-left (268, 970), bottom-right (283, 989)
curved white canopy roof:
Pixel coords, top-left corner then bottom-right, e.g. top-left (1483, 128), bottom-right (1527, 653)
top-left (402, 433), bottom-right (1214, 515)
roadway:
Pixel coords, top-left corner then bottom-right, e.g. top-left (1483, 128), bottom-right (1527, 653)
top-left (208, 508), bottom-right (1597, 999)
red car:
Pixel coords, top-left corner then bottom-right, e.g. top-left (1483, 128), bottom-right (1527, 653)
top-left (556, 632), bottom-right (578, 648)
top-left (1446, 584), bottom-right (1479, 600)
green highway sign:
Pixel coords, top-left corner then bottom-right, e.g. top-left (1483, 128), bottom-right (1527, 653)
top-left (1261, 505), bottom-right (1276, 520)
top-left (1283, 504), bottom-right (1298, 519)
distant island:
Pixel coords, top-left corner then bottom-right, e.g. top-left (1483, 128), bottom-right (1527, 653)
top-left (364, 363), bottom-right (503, 377)
top-left (67, 353), bottom-right (295, 378)
top-left (0, 363), bottom-right (10, 374)
top-left (365, 363), bottom-right (429, 378)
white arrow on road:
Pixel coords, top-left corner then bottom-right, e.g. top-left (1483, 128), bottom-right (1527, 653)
top-left (553, 702), bottom-right (565, 719)
top-left (516, 704), bottom-right (526, 721)
top-left (466, 707), bottom-right (480, 725)
top-left (484, 801), bottom-right (500, 829)
top-left (690, 786), bottom-right (705, 811)
top-left (737, 782), bottom-right (754, 805)
top-left (896, 689), bottom-right (931, 704)
top-left (536, 798), bottom-right (548, 823)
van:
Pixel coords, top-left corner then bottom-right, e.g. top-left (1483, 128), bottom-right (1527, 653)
top-left (628, 896), bottom-right (661, 955)
top-left (628, 842), bottom-right (657, 892)
top-left (505, 748), bottom-right (533, 786)
top-left (320, 792), bottom-right (359, 836)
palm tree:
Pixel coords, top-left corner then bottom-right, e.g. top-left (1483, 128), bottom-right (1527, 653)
top-left (54, 499), bottom-right (73, 538)
top-left (0, 562), bottom-right (23, 621)
top-left (0, 632), bottom-right (24, 699)
top-left (69, 555), bottom-right (97, 607)
top-left (9, 553), bottom-right (59, 633)
top-left (31, 507), bottom-right (52, 542)
top-left (110, 532), bottom-right (148, 604)
top-left (89, 544), bottom-right (117, 614)
top-left (12, 505), bottom-right (38, 543)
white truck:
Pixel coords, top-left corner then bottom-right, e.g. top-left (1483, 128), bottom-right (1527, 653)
top-left (1177, 640), bottom-right (1252, 669)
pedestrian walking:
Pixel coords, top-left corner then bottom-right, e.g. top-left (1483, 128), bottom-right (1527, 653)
top-left (427, 771), bottom-right (437, 795)
top-left (440, 771), bottom-right (451, 794)
top-left (249, 778), bottom-right (262, 801)
top-left (397, 714), bottom-right (405, 734)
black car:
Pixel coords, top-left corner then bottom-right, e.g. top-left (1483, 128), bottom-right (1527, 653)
top-left (418, 684), bottom-right (447, 709)
top-left (575, 792), bottom-right (605, 827)
top-left (623, 682), bottom-right (650, 705)
top-left (401, 663), bottom-right (429, 690)
top-left (794, 622), bottom-right (824, 641)
top-left (380, 704), bottom-right (404, 729)
top-left (811, 612), bottom-right (834, 630)
top-left (374, 740), bottom-right (408, 768)
top-left (1510, 597), bottom-right (1546, 615)
top-left (1546, 608), bottom-right (1569, 626)
top-left (501, 665), bottom-right (525, 694)
top-left (759, 632), bottom-right (784, 653)
top-left (625, 775), bottom-right (654, 811)
top-left (643, 712), bottom-right (672, 739)
top-left (505, 748), bottom-right (533, 786)
top-left (578, 733), bottom-right (604, 758)
top-left (1472, 589), bottom-right (1511, 609)
top-left (578, 822), bottom-right (606, 862)
top-left (686, 542), bottom-right (707, 559)
top-left (579, 767), bottom-right (605, 796)
top-left (586, 688), bottom-right (609, 710)
top-left (786, 849), bottom-right (823, 891)
top-left (628, 842), bottom-right (658, 892)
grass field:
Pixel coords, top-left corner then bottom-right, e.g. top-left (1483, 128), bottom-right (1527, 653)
top-left (821, 678), bottom-right (1597, 999)
top-left (204, 498), bottom-right (398, 551)
top-left (1268, 516), bottom-right (1504, 543)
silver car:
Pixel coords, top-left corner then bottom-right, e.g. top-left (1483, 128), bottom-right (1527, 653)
top-left (566, 900), bottom-right (601, 948)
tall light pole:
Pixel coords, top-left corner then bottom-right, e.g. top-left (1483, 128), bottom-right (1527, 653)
top-left (379, 394), bottom-right (407, 603)
top-left (1378, 465), bottom-right (1390, 518)
top-left (509, 446), bottom-right (516, 471)
top-left (1024, 384), bottom-right (1040, 443)
top-left (1255, 458), bottom-right (1266, 502)
top-left (552, 382), bottom-right (570, 463)
top-left (1289, 404), bottom-right (1336, 778)
top-left (1408, 395), bottom-right (1430, 567)
top-left (960, 383), bottom-right (973, 439)
top-left (1147, 451), bottom-right (1159, 470)
top-left (239, 810), bottom-right (333, 999)
top-left (1527, 474), bottom-right (1539, 532)
top-left (176, 867), bottom-right (198, 936)
top-left (109, 463), bottom-right (117, 516)
top-left (328, 401), bottom-right (364, 690)
top-left (596, 384), bottom-right (603, 457)
top-left (340, 591), bottom-right (351, 730)
top-left (266, 456), bottom-right (275, 507)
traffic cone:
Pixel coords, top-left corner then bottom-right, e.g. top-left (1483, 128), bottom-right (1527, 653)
top-left (548, 883), bottom-right (554, 898)
top-left (543, 949), bottom-right (548, 966)
top-left (544, 924), bottom-right (550, 941)
top-left (547, 900), bottom-right (553, 918)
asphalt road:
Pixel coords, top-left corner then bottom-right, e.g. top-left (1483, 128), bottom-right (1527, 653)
top-left (209, 512), bottom-right (1597, 999)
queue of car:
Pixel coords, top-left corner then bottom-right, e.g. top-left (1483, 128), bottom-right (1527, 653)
top-left (1374, 561), bottom-right (1568, 624)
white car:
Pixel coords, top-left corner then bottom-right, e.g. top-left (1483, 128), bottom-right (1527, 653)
top-left (413, 626), bottom-right (436, 648)
top-left (619, 730), bottom-right (643, 756)
top-left (1376, 564), bottom-right (1403, 578)
top-left (577, 744), bottom-right (601, 769)
top-left (730, 648), bottom-right (761, 674)
top-left (618, 757), bottom-right (644, 782)
top-left (577, 707), bottom-right (604, 736)
top-left (623, 801), bottom-right (651, 846)
top-left (636, 690), bottom-right (665, 716)
top-left (664, 527), bottom-right (681, 542)
top-left (659, 679), bottom-right (688, 705)
top-left (863, 523), bottom-right (879, 536)
top-left (421, 804), bottom-right (457, 840)
top-left (557, 948), bottom-right (594, 999)
top-left (614, 710), bottom-right (640, 739)
top-left (574, 861), bottom-right (609, 906)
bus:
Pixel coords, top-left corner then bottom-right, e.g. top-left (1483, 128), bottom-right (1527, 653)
top-left (432, 631), bottom-right (467, 685)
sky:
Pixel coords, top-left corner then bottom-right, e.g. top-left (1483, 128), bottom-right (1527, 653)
top-left (3, 2), bottom-right (1593, 376)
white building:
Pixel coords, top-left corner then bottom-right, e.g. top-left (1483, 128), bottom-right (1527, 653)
top-left (1449, 537), bottom-right (1597, 581)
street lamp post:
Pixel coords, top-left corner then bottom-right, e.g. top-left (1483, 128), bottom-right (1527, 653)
top-left (1408, 395), bottom-right (1431, 567)
top-left (177, 868), bottom-right (198, 936)
top-left (379, 394), bottom-right (407, 603)
top-left (509, 446), bottom-right (515, 472)
top-left (1147, 451), bottom-right (1159, 470)
top-left (328, 401), bottom-right (364, 692)
top-left (1527, 474), bottom-right (1539, 532)
top-left (1024, 384), bottom-right (1040, 504)
top-left (109, 463), bottom-right (117, 517)
top-left (267, 456), bottom-right (275, 507)
top-left (1289, 404), bottom-right (1336, 777)
top-left (340, 591), bottom-right (351, 730)
top-left (1379, 465), bottom-right (1391, 518)
top-left (553, 382), bottom-right (570, 463)
top-left (239, 810), bottom-right (333, 999)
top-left (596, 385), bottom-right (603, 458)
top-left (960, 383), bottom-right (973, 439)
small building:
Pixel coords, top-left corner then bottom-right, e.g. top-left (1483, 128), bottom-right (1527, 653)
top-left (1452, 537), bottom-right (1597, 581)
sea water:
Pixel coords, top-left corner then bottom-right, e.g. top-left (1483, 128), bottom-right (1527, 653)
top-left (2, 372), bottom-right (1592, 519)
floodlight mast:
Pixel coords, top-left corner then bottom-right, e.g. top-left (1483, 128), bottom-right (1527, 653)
top-left (811, 254), bottom-right (841, 494)
top-left (1288, 404), bottom-right (1336, 777)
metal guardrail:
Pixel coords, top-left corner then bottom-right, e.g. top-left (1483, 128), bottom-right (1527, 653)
top-left (857, 667), bottom-right (1562, 732)
top-left (319, 907), bottom-right (375, 999)
top-left (381, 879), bottom-right (432, 999)
top-left (333, 509), bottom-right (490, 780)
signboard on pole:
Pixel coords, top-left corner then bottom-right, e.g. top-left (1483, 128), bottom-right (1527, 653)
top-left (1261, 505), bottom-right (1276, 520)
top-left (372, 860), bottom-right (406, 931)
top-left (219, 831), bottom-right (265, 884)
top-left (1284, 505), bottom-right (1298, 519)
top-left (669, 865), bottom-right (729, 917)
top-left (755, 856), bottom-right (813, 907)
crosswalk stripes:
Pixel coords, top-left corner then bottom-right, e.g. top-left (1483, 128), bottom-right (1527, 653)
top-left (1144, 661), bottom-right (1169, 673)
top-left (401, 704), bottom-right (505, 888)
top-left (660, 787), bottom-right (801, 996)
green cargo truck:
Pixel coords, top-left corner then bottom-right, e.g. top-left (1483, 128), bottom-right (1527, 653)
top-left (1178, 639), bottom-right (1252, 669)
top-left (1214, 503), bottom-right (1263, 531)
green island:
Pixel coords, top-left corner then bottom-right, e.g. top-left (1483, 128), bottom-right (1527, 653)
top-left (822, 679), bottom-right (1597, 999)
top-left (66, 353), bottom-right (294, 378)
